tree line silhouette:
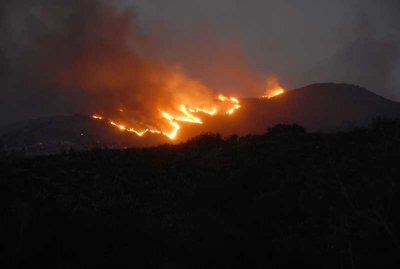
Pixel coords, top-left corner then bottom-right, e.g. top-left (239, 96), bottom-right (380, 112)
top-left (1, 119), bottom-right (400, 268)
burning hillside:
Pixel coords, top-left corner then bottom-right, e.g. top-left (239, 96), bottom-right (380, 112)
top-left (32, 0), bottom-right (282, 142)
top-left (262, 75), bottom-right (286, 99)
top-left (90, 93), bottom-right (242, 140)
top-left (2, 83), bottom-right (400, 156)
top-left (4, 1), bottom-right (400, 152)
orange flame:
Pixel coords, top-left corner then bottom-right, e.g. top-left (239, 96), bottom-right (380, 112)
top-left (218, 94), bottom-right (241, 114)
top-left (188, 107), bottom-right (217, 116)
top-left (263, 88), bottom-right (285, 99)
top-left (40, 0), bottom-right (290, 144)
top-left (262, 75), bottom-right (285, 99)
top-left (92, 93), bottom-right (241, 140)
top-left (175, 105), bottom-right (203, 124)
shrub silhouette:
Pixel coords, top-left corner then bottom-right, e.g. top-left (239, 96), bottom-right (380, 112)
top-left (266, 123), bottom-right (306, 138)
top-left (1, 120), bottom-right (400, 268)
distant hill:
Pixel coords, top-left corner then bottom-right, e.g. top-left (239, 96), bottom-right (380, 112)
top-left (1, 83), bottom-right (399, 154)
top-left (258, 83), bottom-right (400, 131)
top-left (182, 83), bottom-right (400, 138)
top-left (0, 114), bottom-right (168, 155)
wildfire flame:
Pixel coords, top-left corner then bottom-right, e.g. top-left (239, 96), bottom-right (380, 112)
top-left (188, 107), bottom-right (217, 116)
top-left (92, 93), bottom-right (241, 140)
top-left (263, 88), bottom-right (285, 99)
top-left (16, 0), bottom-right (292, 145)
top-left (262, 75), bottom-right (285, 99)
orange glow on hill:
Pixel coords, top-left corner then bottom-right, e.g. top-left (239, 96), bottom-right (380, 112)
top-left (262, 75), bottom-right (286, 99)
top-left (92, 93), bottom-right (241, 140)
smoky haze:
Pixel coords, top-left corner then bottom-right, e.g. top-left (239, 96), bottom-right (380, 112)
top-left (0, 0), bottom-right (399, 128)
top-left (130, 0), bottom-right (400, 97)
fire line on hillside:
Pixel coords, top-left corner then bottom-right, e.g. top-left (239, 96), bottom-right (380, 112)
top-left (92, 94), bottom-right (242, 140)
top-left (91, 79), bottom-right (285, 140)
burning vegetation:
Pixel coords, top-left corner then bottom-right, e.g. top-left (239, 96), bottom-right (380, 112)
top-left (262, 75), bottom-right (286, 99)
top-left (91, 93), bottom-right (241, 140)
top-left (21, 0), bottom-right (285, 142)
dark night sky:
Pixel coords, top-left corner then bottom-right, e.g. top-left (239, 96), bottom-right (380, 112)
top-left (130, 0), bottom-right (400, 96)
top-left (0, 0), bottom-right (399, 127)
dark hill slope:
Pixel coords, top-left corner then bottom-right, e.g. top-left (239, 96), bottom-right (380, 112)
top-left (0, 114), bottom-right (168, 155)
top-left (198, 83), bottom-right (400, 137)
top-left (266, 83), bottom-right (400, 130)
top-left (1, 83), bottom-right (399, 154)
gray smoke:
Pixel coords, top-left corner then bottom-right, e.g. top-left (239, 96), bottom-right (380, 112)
top-left (0, 0), bottom-right (101, 127)
top-left (129, 0), bottom-right (400, 99)
top-left (307, 6), bottom-right (400, 100)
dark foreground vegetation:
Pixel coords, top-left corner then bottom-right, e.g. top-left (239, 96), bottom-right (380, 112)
top-left (1, 119), bottom-right (400, 268)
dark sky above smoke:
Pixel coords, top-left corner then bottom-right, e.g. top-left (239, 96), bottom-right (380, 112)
top-left (0, 0), bottom-right (399, 127)
top-left (130, 0), bottom-right (400, 97)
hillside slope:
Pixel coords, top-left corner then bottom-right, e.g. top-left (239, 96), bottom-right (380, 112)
top-left (1, 83), bottom-right (399, 154)
top-left (182, 83), bottom-right (400, 138)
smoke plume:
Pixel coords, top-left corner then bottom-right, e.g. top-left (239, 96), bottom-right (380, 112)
top-left (0, 0), bottom-right (267, 131)
top-left (2, 0), bottom-right (399, 130)
top-left (310, 12), bottom-right (399, 99)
